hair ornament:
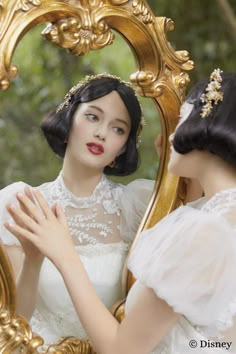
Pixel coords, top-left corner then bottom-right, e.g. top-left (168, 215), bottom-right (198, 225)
top-left (200, 68), bottom-right (224, 118)
top-left (56, 73), bottom-right (145, 146)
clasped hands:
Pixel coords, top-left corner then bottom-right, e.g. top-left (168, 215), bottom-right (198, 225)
top-left (4, 187), bottom-right (75, 268)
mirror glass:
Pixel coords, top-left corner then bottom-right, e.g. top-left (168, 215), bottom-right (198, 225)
top-left (0, 24), bottom-right (160, 349)
top-left (0, 26), bottom-right (160, 187)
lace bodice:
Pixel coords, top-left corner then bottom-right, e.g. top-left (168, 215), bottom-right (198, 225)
top-left (0, 173), bottom-right (154, 345)
top-left (127, 188), bottom-right (236, 353)
top-left (39, 173), bottom-right (125, 246)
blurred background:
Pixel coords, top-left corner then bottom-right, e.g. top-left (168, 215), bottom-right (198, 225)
top-left (0, 0), bottom-right (235, 187)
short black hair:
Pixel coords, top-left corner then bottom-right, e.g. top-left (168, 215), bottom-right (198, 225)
top-left (41, 75), bottom-right (143, 176)
top-left (173, 73), bottom-right (236, 168)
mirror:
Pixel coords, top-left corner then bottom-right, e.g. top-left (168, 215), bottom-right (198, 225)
top-left (0, 0), bottom-right (193, 352)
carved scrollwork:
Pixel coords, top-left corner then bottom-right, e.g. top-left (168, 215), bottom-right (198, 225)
top-left (16, 0), bottom-right (42, 12)
top-left (132, 0), bottom-right (154, 24)
top-left (44, 337), bottom-right (96, 354)
top-left (42, 16), bottom-right (114, 56)
top-left (130, 70), bottom-right (160, 96)
top-left (0, 0), bottom-right (41, 14)
top-left (0, 316), bottom-right (44, 353)
top-left (109, 0), bottom-right (129, 5)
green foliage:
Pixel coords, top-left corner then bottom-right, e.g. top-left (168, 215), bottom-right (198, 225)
top-left (0, 1), bottom-right (235, 187)
top-left (147, 0), bottom-right (236, 82)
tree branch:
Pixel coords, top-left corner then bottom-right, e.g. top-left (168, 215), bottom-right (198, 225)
top-left (216, 0), bottom-right (236, 42)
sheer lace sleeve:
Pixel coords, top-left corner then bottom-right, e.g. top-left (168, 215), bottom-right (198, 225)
top-left (0, 181), bottom-right (28, 246)
top-left (118, 179), bottom-right (154, 243)
top-left (128, 205), bottom-right (236, 326)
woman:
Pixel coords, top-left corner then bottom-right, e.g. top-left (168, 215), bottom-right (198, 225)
top-left (0, 73), bottom-right (154, 344)
top-left (7, 69), bottom-right (228, 354)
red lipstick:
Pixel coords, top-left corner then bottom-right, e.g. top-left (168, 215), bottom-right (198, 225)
top-left (86, 142), bottom-right (104, 155)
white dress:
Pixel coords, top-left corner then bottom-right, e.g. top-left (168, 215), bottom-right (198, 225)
top-left (0, 172), bottom-right (154, 345)
top-left (127, 188), bottom-right (236, 353)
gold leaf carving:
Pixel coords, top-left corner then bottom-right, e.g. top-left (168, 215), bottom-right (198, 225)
top-left (132, 0), bottom-right (153, 24)
top-left (130, 71), bottom-right (162, 97)
top-left (44, 337), bottom-right (96, 354)
top-left (109, 0), bottom-right (129, 4)
top-left (164, 17), bottom-right (175, 32)
top-left (42, 16), bottom-right (114, 56)
top-left (16, 0), bottom-right (41, 12)
top-left (0, 312), bottom-right (44, 353)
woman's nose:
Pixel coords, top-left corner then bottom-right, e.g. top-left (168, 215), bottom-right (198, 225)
top-left (94, 126), bottom-right (106, 141)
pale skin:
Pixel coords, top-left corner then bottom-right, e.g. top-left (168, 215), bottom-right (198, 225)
top-left (4, 90), bottom-right (132, 320)
top-left (5, 103), bottom-right (236, 353)
top-left (154, 133), bottom-right (203, 203)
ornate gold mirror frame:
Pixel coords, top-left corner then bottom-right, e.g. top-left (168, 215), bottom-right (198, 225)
top-left (0, 1), bottom-right (193, 352)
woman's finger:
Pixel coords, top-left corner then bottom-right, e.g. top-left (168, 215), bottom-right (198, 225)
top-left (31, 189), bottom-right (54, 220)
top-left (55, 203), bottom-right (68, 228)
top-left (6, 204), bottom-right (40, 232)
top-left (16, 192), bottom-right (46, 224)
top-left (24, 186), bottom-right (36, 203)
top-left (4, 221), bottom-right (37, 244)
top-left (16, 187), bottom-right (37, 222)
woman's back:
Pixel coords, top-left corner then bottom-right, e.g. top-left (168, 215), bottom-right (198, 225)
top-left (127, 187), bottom-right (236, 353)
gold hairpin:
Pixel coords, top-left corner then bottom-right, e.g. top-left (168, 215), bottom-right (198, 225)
top-left (200, 68), bottom-right (224, 118)
top-left (56, 73), bottom-right (145, 146)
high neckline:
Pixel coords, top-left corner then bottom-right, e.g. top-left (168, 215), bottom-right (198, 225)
top-left (202, 187), bottom-right (236, 212)
top-left (51, 171), bottom-right (113, 209)
top-left (58, 171), bottom-right (108, 200)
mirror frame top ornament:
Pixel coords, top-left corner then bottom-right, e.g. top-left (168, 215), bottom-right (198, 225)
top-left (0, 0), bottom-right (193, 352)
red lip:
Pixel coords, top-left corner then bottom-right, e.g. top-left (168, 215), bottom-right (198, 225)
top-left (86, 142), bottom-right (104, 155)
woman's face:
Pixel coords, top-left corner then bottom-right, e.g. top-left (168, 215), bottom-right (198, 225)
top-left (65, 90), bottom-right (131, 171)
top-left (168, 102), bottom-right (200, 177)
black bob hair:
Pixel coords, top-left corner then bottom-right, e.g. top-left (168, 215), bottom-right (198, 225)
top-left (41, 75), bottom-right (142, 176)
top-left (173, 72), bottom-right (236, 168)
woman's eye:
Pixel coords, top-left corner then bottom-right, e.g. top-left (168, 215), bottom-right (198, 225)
top-left (85, 113), bottom-right (98, 121)
top-left (113, 127), bottom-right (125, 135)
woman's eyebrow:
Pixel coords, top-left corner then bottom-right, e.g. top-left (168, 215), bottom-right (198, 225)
top-left (88, 105), bottom-right (129, 127)
top-left (113, 118), bottom-right (130, 127)
top-left (87, 105), bottom-right (104, 113)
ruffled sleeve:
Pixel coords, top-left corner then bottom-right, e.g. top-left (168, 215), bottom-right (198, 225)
top-left (118, 179), bottom-right (154, 242)
top-left (128, 206), bottom-right (236, 326)
top-left (0, 182), bottom-right (28, 246)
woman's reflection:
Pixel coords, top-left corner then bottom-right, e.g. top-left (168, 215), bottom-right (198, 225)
top-left (0, 73), bottom-right (154, 345)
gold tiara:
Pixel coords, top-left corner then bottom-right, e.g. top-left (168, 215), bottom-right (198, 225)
top-left (56, 73), bottom-right (145, 147)
top-left (200, 68), bottom-right (224, 118)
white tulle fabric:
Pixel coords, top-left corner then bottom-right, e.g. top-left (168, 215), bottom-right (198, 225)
top-left (127, 188), bottom-right (236, 353)
top-left (0, 172), bottom-right (154, 345)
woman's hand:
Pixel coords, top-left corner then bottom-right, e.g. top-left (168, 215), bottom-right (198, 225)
top-left (4, 188), bottom-right (75, 268)
top-left (5, 187), bottom-right (44, 264)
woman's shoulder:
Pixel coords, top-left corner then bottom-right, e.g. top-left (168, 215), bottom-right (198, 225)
top-left (109, 178), bottom-right (154, 242)
top-left (110, 177), bottom-right (154, 199)
top-left (0, 180), bottom-right (29, 197)
top-left (0, 181), bottom-right (30, 246)
top-left (124, 178), bottom-right (155, 192)
top-left (109, 178), bottom-right (154, 213)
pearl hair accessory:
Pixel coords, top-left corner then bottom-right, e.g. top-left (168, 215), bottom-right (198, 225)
top-left (200, 68), bottom-right (224, 118)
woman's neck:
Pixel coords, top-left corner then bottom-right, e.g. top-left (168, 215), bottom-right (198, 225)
top-left (61, 158), bottom-right (104, 198)
top-left (198, 154), bottom-right (236, 200)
